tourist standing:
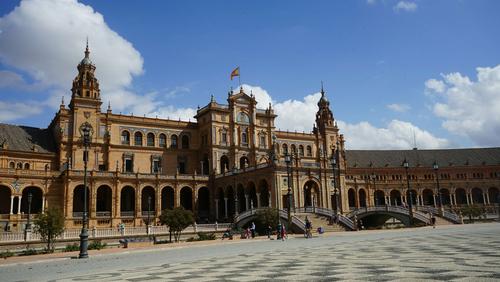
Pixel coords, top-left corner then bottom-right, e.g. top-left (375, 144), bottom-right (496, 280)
top-left (251, 222), bottom-right (256, 238)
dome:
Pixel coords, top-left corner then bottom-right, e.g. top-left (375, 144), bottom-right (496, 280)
top-left (80, 56), bottom-right (93, 65)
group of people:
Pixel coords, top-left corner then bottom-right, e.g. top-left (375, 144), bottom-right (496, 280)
top-left (276, 222), bottom-right (287, 240)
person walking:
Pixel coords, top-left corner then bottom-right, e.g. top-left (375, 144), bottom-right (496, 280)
top-left (277, 223), bottom-right (282, 240)
top-left (267, 225), bottom-right (272, 239)
top-left (305, 217), bottom-right (312, 238)
top-left (281, 224), bottom-right (287, 241)
top-left (250, 221), bottom-right (256, 238)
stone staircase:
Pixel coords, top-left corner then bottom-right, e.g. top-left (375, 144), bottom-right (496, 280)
top-left (294, 213), bottom-right (346, 233)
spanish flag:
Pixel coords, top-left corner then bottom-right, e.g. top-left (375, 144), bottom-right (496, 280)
top-left (230, 67), bottom-right (240, 80)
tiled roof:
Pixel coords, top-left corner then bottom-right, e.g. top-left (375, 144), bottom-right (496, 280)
top-left (345, 148), bottom-right (500, 168)
top-left (0, 123), bottom-right (56, 153)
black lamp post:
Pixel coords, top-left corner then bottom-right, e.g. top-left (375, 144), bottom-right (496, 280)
top-left (79, 123), bottom-right (92, 259)
top-left (330, 154), bottom-right (339, 216)
top-left (24, 192), bottom-right (33, 240)
top-left (284, 153), bottom-right (293, 231)
top-left (433, 161), bottom-right (443, 215)
top-left (403, 159), bottom-right (414, 227)
top-left (233, 167), bottom-right (238, 216)
top-left (371, 172), bottom-right (378, 206)
top-left (147, 195), bottom-right (152, 226)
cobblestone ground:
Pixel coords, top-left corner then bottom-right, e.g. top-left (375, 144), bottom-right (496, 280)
top-left (2, 223), bottom-right (500, 281)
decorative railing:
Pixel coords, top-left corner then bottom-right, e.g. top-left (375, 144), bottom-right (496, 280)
top-left (295, 207), bottom-right (355, 230)
top-left (0, 223), bottom-right (230, 243)
top-left (120, 211), bottom-right (135, 218)
top-left (96, 211), bottom-right (111, 218)
top-left (234, 208), bottom-right (306, 232)
top-left (347, 206), bottom-right (431, 225)
top-left (416, 206), bottom-right (461, 224)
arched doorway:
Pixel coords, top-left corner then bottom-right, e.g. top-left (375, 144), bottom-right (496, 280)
top-left (358, 189), bottom-right (367, 207)
top-left (226, 186), bottom-right (235, 218)
top-left (0, 186), bottom-right (11, 214)
top-left (22, 186), bottom-right (43, 214)
top-left (72, 185), bottom-right (89, 217)
top-left (259, 180), bottom-right (270, 207)
top-left (348, 188), bottom-right (356, 208)
top-left (471, 188), bottom-right (483, 204)
top-left (374, 190), bottom-right (385, 206)
top-left (390, 190), bottom-right (401, 206)
top-left (180, 186), bottom-right (193, 210)
top-left (96, 185), bottom-right (112, 217)
top-left (440, 188), bottom-right (451, 205)
top-left (197, 187), bottom-right (210, 220)
top-left (120, 186), bottom-right (135, 217)
top-left (247, 182), bottom-right (257, 210)
top-left (220, 155), bottom-right (229, 173)
top-left (455, 188), bottom-right (467, 205)
top-left (303, 180), bottom-right (319, 207)
top-left (141, 186), bottom-right (156, 217)
top-left (489, 187), bottom-right (499, 204)
top-left (161, 186), bottom-right (175, 210)
top-left (240, 156), bottom-right (249, 169)
top-left (422, 189), bottom-right (434, 206)
top-left (237, 184), bottom-right (246, 212)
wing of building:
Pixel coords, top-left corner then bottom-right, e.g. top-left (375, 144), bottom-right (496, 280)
top-left (1, 45), bottom-right (499, 232)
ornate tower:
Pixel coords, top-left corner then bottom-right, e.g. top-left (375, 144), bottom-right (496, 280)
top-left (69, 41), bottom-right (101, 110)
top-left (315, 85), bottom-right (335, 135)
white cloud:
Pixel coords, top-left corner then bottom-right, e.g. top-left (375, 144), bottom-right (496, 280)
top-left (425, 78), bottom-right (446, 94)
top-left (393, 1), bottom-right (417, 12)
top-left (387, 103), bottom-right (410, 113)
top-left (244, 84), bottom-right (448, 149)
top-left (338, 120), bottom-right (450, 149)
top-left (0, 0), bottom-right (143, 112)
top-left (366, 0), bottom-right (377, 5)
top-left (0, 101), bottom-right (43, 122)
top-left (239, 84), bottom-right (274, 109)
top-left (428, 65), bottom-right (500, 146)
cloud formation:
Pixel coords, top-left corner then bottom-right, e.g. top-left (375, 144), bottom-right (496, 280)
top-left (387, 103), bottom-right (410, 113)
top-left (0, 0), bottom-right (144, 116)
top-left (393, 1), bottom-right (418, 12)
top-left (426, 65), bottom-right (500, 146)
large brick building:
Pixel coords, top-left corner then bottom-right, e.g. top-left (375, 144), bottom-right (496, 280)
top-left (1, 46), bottom-right (499, 231)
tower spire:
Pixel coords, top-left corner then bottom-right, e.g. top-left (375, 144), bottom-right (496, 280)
top-left (85, 37), bottom-right (90, 58)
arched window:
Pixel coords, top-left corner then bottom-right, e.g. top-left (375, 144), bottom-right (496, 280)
top-left (171, 135), bottom-right (178, 149)
top-left (159, 134), bottom-right (166, 147)
top-left (291, 144), bottom-right (297, 154)
top-left (121, 131), bottom-right (130, 145)
top-left (259, 135), bottom-right (266, 148)
top-left (147, 133), bottom-right (155, 147)
top-left (241, 130), bottom-right (248, 145)
top-left (9, 162), bottom-right (15, 169)
top-left (181, 135), bottom-right (189, 149)
top-left (282, 144), bottom-right (288, 155)
top-left (17, 162), bottom-right (22, 169)
top-left (24, 163), bottom-right (30, 170)
top-left (306, 146), bottom-right (312, 156)
top-left (237, 112), bottom-right (250, 124)
top-left (299, 145), bottom-right (304, 157)
top-left (134, 132), bottom-right (143, 146)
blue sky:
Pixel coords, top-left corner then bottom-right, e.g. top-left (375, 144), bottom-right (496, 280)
top-left (0, 0), bottom-right (499, 149)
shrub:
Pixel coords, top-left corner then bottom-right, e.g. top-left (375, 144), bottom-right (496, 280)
top-left (33, 207), bottom-right (65, 253)
top-left (186, 232), bottom-right (216, 242)
top-left (21, 248), bottom-right (38, 256)
top-left (88, 240), bottom-right (107, 250)
top-left (64, 243), bottom-right (79, 252)
top-left (159, 207), bottom-right (195, 242)
top-left (0, 250), bottom-right (14, 259)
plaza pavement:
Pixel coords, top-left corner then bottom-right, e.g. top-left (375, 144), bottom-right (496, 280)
top-left (1, 223), bottom-right (499, 281)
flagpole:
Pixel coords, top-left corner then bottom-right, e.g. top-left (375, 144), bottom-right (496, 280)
top-left (238, 67), bottom-right (241, 88)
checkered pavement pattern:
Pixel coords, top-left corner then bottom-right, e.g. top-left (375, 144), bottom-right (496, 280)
top-left (52, 231), bottom-right (500, 281)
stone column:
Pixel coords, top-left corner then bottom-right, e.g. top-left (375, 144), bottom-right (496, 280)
top-left (136, 187), bottom-right (142, 218)
top-left (41, 196), bottom-right (45, 213)
top-left (245, 194), bottom-right (249, 211)
top-left (215, 199), bottom-right (219, 220)
top-left (18, 196), bottom-right (22, 214)
top-left (10, 196), bottom-right (14, 214)
top-left (355, 192), bottom-right (360, 208)
top-left (451, 194), bottom-right (456, 206)
top-left (256, 193), bottom-right (261, 208)
top-left (433, 194), bottom-right (437, 207)
top-left (486, 192), bottom-right (490, 204)
top-left (224, 197), bottom-right (228, 218)
top-left (466, 193), bottom-right (471, 205)
top-left (156, 188), bottom-right (161, 217)
top-left (175, 188), bottom-right (180, 208)
top-left (400, 195), bottom-right (404, 206)
top-left (482, 192), bottom-right (487, 205)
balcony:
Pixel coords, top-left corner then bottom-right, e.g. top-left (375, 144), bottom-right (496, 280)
top-left (120, 211), bottom-right (135, 218)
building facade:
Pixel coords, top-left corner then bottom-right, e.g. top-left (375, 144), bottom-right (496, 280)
top-left (1, 46), bottom-right (499, 231)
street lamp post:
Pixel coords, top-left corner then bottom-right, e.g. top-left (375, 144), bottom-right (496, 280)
top-left (371, 173), bottom-right (378, 206)
top-left (433, 161), bottom-right (444, 215)
top-left (403, 159), bottom-right (414, 227)
top-left (233, 167), bottom-right (239, 217)
top-left (284, 153), bottom-right (292, 231)
top-left (147, 196), bottom-right (152, 226)
top-left (79, 123), bottom-right (92, 259)
top-left (330, 154), bottom-right (339, 219)
top-left (24, 192), bottom-right (33, 240)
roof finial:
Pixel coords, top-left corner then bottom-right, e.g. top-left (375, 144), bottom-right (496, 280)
top-left (61, 96), bottom-right (65, 106)
top-left (321, 81), bottom-right (324, 95)
top-left (107, 101), bottom-right (111, 111)
top-left (85, 37), bottom-right (90, 58)
top-left (210, 95), bottom-right (215, 103)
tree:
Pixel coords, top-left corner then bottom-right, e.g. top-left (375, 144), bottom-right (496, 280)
top-left (255, 208), bottom-right (279, 235)
top-left (460, 205), bottom-right (483, 223)
top-left (33, 207), bottom-right (65, 253)
top-left (159, 207), bottom-right (194, 242)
